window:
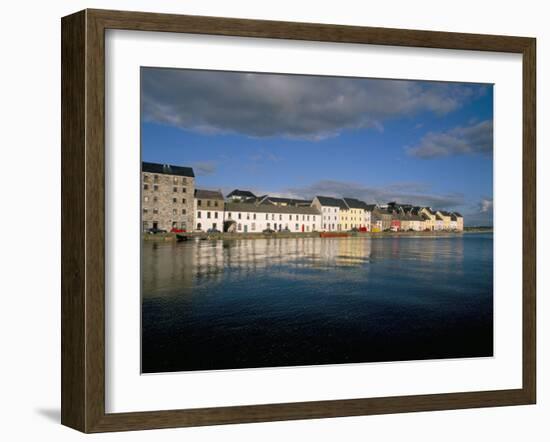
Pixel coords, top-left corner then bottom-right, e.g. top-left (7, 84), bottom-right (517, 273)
top-left (238, 213), bottom-right (242, 219)
top-left (253, 214), bottom-right (256, 220)
top-left (307, 215), bottom-right (310, 221)
top-left (197, 211), bottom-right (201, 218)
top-left (251, 223), bottom-right (256, 231)
top-left (153, 175), bottom-right (158, 183)
top-left (313, 224), bottom-right (316, 230)
top-left (173, 187), bottom-right (178, 193)
top-left (302, 215), bottom-right (305, 221)
top-left (323, 224), bottom-right (326, 229)
top-left (153, 185), bottom-right (158, 191)
top-left (247, 213), bottom-right (250, 220)
top-left (153, 196), bottom-right (158, 203)
top-left (173, 177), bottom-right (178, 184)
top-left (172, 197), bottom-right (177, 203)
top-left (142, 221), bottom-right (148, 231)
top-left (143, 184), bottom-right (149, 190)
top-left (143, 175), bottom-right (149, 182)
top-left (173, 209), bottom-right (177, 215)
top-left (295, 224), bottom-right (299, 231)
top-left (271, 214), bottom-right (275, 220)
top-left (153, 208), bottom-right (158, 214)
top-left (265, 214), bottom-right (268, 220)
top-left (207, 201), bottom-right (211, 207)
top-left (279, 214), bottom-right (282, 220)
top-left (227, 213), bottom-right (232, 219)
top-left (289, 214), bottom-right (292, 220)
top-left (144, 196), bottom-right (149, 202)
top-left (172, 221), bottom-right (177, 228)
top-left (197, 223), bottom-right (202, 230)
top-left (267, 223), bottom-right (270, 229)
top-left (143, 208), bottom-right (148, 214)
top-left (214, 201), bottom-right (218, 207)
top-left (197, 200), bottom-right (202, 206)
top-left (214, 212), bottom-right (218, 219)
top-left (213, 223), bottom-right (217, 229)
top-left (182, 198), bottom-right (186, 204)
top-left (238, 223), bottom-right (242, 231)
top-left (182, 188), bottom-right (186, 193)
top-left (207, 212), bottom-right (211, 219)
top-left (182, 209), bottom-right (186, 215)
top-left (182, 178), bottom-right (186, 184)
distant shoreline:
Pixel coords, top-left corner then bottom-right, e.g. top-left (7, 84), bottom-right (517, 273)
top-left (143, 229), bottom-right (492, 242)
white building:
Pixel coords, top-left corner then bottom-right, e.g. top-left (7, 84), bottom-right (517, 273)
top-left (224, 202), bottom-right (321, 233)
top-left (311, 196), bottom-right (346, 231)
top-left (194, 189), bottom-right (224, 231)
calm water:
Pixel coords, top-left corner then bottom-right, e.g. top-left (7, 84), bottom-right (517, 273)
top-left (142, 234), bottom-right (493, 373)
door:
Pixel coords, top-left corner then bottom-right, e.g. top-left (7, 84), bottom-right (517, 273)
top-left (244, 224), bottom-right (248, 233)
top-left (301, 224), bottom-right (304, 232)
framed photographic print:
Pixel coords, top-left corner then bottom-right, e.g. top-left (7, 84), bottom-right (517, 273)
top-left (61, 9), bottom-right (536, 433)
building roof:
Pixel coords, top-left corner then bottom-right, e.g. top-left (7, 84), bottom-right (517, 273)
top-left (142, 161), bottom-right (195, 178)
top-left (365, 204), bottom-right (378, 212)
top-left (227, 189), bottom-right (256, 198)
top-left (315, 196), bottom-right (348, 210)
top-left (373, 207), bottom-right (392, 217)
top-left (422, 207), bottom-right (436, 215)
top-left (343, 197), bottom-right (369, 210)
top-left (195, 188), bottom-right (224, 200)
top-left (225, 202), bottom-right (320, 215)
top-left (264, 196), bottom-right (312, 206)
top-left (453, 212), bottom-right (463, 218)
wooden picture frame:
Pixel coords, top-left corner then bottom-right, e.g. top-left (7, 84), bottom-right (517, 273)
top-left (61, 8), bottom-right (536, 433)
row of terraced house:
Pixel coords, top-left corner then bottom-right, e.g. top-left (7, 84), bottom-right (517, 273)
top-left (141, 162), bottom-right (464, 233)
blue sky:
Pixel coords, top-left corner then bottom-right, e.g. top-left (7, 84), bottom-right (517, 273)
top-left (141, 68), bottom-right (493, 226)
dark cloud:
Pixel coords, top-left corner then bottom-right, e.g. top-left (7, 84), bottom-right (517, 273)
top-left (408, 120), bottom-right (493, 159)
top-left (283, 179), bottom-right (465, 209)
top-left (142, 68), bottom-right (488, 140)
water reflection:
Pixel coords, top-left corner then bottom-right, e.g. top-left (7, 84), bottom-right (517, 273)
top-left (143, 235), bottom-right (472, 296)
top-left (141, 234), bottom-right (493, 372)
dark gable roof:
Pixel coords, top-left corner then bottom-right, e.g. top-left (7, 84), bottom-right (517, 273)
top-left (225, 202), bottom-right (320, 215)
top-left (343, 197), bottom-right (368, 210)
top-left (315, 196), bottom-right (348, 210)
top-left (453, 212), bottom-right (463, 218)
top-left (195, 188), bottom-right (224, 200)
top-left (265, 196), bottom-right (312, 206)
top-left (142, 162), bottom-right (195, 178)
top-left (373, 207), bottom-right (392, 217)
top-left (227, 189), bottom-right (256, 198)
top-left (365, 204), bottom-right (377, 212)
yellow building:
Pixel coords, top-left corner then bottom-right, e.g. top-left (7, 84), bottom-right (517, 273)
top-left (436, 211), bottom-right (452, 230)
top-left (342, 198), bottom-right (368, 230)
top-left (419, 207), bottom-right (436, 231)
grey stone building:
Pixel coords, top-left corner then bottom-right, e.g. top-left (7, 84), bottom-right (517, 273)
top-left (142, 162), bottom-right (195, 232)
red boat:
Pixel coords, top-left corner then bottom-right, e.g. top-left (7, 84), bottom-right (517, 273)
top-left (319, 232), bottom-right (349, 238)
